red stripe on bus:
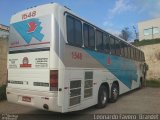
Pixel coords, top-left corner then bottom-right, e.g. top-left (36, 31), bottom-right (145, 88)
top-left (9, 42), bottom-right (50, 48)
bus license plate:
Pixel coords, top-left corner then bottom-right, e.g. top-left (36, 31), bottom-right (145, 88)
top-left (22, 96), bottom-right (31, 102)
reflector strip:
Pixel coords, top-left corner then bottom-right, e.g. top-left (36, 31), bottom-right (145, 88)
top-left (33, 82), bottom-right (49, 87)
top-left (8, 80), bottom-right (23, 84)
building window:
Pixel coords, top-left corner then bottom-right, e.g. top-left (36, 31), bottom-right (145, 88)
top-left (67, 15), bottom-right (82, 47)
top-left (153, 27), bottom-right (159, 34)
top-left (144, 27), bottom-right (160, 36)
top-left (144, 28), bottom-right (152, 36)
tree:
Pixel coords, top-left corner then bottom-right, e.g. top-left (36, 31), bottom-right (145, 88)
top-left (119, 27), bottom-right (132, 41)
top-left (134, 39), bottom-right (139, 42)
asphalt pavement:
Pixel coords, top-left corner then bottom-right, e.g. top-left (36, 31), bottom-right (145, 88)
top-left (0, 87), bottom-right (160, 120)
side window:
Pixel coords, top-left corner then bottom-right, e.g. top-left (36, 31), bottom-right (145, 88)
top-left (141, 52), bottom-right (143, 61)
top-left (103, 34), bottom-right (110, 53)
top-left (124, 44), bottom-right (128, 58)
top-left (137, 50), bottom-right (140, 61)
top-left (67, 15), bottom-right (82, 46)
top-left (67, 16), bottom-right (74, 44)
top-left (133, 48), bottom-right (136, 60)
top-left (139, 51), bottom-right (141, 61)
top-left (131, 48), bottom-right (134, 60)
top-left (110, 36), bottom-right (115, 54)
top-left (132, 48), bottom-right (135, 60)
top-left (89, 26), bottom-right (95, 49)
top-left (83, 24), bottom-right (89, 47)
top-left (83, 23), bottom-right (95, 49)
top-left (143, 52), bottom-right (145, 61)
top-left (120, 42), bottom-right (125, 57)
top-left (128, 46), bottom-right (131, 59)
top-left (136, 49), bottom-right (139, 61)
top-left (96, 30), bottom-right (103, 51)
top-left (75, 20), bottom-right (82, 45)
top-left (115, 39), bottom-right (121, 56)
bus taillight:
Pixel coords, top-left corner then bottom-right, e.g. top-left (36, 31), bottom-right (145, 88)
top-left (50, 70), bottom-right (58, 91)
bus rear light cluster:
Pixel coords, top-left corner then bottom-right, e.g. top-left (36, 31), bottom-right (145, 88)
top-left (50, 70), bottom-right (58, 91)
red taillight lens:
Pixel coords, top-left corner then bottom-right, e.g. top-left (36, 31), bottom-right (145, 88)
top-left (50, 70), bottom-right (58, 91)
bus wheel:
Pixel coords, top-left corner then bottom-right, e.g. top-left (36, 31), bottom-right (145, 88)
top-left (110, 83), bottom-right (119, 103)
top-left (96, 85), bottom-right (108, 108)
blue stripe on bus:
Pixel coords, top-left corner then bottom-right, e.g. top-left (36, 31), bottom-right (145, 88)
top-left (84, 49), bottom-right (138, 89)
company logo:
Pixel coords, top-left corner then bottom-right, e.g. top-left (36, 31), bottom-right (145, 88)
top-left (28, 21), bottom-right (37, 33)
top-left (12, 18), bottom-right (44, 44)
top-left (20, 57), bottom-right (32, 68)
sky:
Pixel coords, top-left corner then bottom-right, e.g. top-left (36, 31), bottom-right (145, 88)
top-left (1, 0), bottom-right (160, 39)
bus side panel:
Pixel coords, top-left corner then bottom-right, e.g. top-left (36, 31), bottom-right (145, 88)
top-left (62, 45), bottom-right (142, 91)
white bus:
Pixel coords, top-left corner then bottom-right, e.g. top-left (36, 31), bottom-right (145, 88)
top-left (7, 3), bottom-right (145, 113)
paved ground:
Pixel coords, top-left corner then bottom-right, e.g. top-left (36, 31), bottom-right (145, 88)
top-left (0, 87), bottom-right (160, 120)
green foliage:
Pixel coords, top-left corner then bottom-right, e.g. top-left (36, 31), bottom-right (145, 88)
top-left (119, 27), bottom-right (132, 41)
top-left (132, 38), bottom-right (160, 46)
top-left (146, 80), bottom-right (160, 88)
top-left (134, 39), bottom-right (139, 42)
top-left (0, 85), bottom-right (7, 101)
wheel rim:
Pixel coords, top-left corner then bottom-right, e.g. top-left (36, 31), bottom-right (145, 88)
top-left (101, 90), bottom-right (107, 104)
top-left (113, 88), bottom-right (118, 100)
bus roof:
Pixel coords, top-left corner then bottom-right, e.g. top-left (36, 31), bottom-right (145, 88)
top-left (11, 2), bottom-right (142, 52)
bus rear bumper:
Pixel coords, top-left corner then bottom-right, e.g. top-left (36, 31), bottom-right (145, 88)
top-left (6, 87), bottom-right (62, 112)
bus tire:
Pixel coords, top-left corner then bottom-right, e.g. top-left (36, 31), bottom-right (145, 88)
top-left (96, 85), bottom-right (108, 108)
top-left (110, 83), bottom-right (119, 103)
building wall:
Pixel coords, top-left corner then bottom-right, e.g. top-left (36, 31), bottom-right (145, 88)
top-left (138, 18), bottom-right (160, 41)
top-left (0, 38), bottom-right (8, 86)
top-left (0, 24), bottom-right (9, 38)
top-left (0, 24), bottom-right (9, 86)
top-left (0, 30), bottom-right (9, 37)
top-left (139, 44), bottom-right (160, 80)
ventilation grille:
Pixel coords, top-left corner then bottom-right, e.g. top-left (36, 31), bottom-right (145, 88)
top-left (69, 80), bottom-right (81, 106)
top-left (84, 72), bottom-right (93, 98)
